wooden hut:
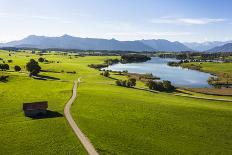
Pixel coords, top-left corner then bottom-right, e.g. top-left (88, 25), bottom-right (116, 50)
top-left (23, 101), bottom-right (48, 117)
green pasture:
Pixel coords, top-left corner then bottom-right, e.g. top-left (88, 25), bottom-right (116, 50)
top-left (0, 50), bottom-right (232, 154)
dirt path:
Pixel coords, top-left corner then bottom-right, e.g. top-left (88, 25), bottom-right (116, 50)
top-left (64, 78), bottom-right (99, 155)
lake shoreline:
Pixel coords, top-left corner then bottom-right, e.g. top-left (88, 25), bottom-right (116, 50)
top-left (104, 57), bottom-right (213, 88)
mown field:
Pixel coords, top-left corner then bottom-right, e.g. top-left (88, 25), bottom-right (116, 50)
top-left (1, 50), bottom-right (232, 154)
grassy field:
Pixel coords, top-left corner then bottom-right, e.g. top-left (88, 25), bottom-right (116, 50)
top-left (0, 50), bottom-right (87, 154)
top-left (1, 50), bottom-right (232, 154)
top-left (181, 62), bottom-right (232, 75)
top-left (181, 62), bottom-right (232, 85)
top-left (70, 56), bottom-right (232, 154)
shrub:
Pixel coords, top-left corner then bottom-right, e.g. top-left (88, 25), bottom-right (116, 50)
top-left (38, 57), bottom-right (45, 62)
top-left (14, 65), bottom-right (21, 72)
top-left (128, 78), bottom-right (136, 87)
top-left (100, 71), bottom-right (110, 77)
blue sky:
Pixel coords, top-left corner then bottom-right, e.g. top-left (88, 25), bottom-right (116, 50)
top-left (0, 0), bottom-right (231, 42)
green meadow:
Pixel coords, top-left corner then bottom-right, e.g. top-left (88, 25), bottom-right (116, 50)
top-left (181, 61), bottom-right (232, 75)
top-left (0, 50), bottom-right (232, 154)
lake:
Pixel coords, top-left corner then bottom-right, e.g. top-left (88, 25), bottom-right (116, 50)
top-left (104, 57), bottom-right (213, 88)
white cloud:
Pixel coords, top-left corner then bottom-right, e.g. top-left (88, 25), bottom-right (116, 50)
top-left (150, 17), bottom-right (226, 25)
top-left (0, 12), bottom-right (75, 24)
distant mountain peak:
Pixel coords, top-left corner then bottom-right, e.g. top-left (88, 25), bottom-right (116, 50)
top-left (207, 43), bottom-right (232, 52)
top-left (61, 34), bottom-right (73, 38)
top-left (1, 35), bottom-right (193, 52)
top-left (183, 41), bottom-right (232, 51)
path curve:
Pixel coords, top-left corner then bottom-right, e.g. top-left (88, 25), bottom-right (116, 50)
top-left (64, 78), bottom-right (99, 155)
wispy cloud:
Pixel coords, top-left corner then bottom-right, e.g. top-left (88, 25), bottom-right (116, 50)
top-left (0, 12), bottom-right (74, 24)
top-left (150, 17), bottom-right (226, 25)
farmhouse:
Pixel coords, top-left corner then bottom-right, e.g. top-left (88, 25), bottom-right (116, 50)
top-left (23, 101), bottom-right (48, 117)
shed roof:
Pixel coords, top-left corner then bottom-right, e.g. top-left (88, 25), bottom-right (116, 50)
top-left (23, 101), bottom-right (48, 110)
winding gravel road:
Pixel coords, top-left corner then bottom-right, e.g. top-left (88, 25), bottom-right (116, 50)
top-left (64, 78), bottom-right (99, 155)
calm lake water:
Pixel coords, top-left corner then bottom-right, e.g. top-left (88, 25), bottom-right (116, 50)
top-left (104, 57), bottom-right (213, 88)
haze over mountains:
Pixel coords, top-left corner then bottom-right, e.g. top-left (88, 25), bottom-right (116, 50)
top-left (0, 35), bottom-right (232, 52)
top-left (183, 41), bottom-right (232, 51)
top-left (206, 43), bottom-right (232, 52)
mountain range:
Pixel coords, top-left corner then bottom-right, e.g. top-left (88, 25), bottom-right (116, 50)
top-left (0, 35), bottom-right (232, 52)
top-left (0, 35), bottom-right (191, 52)
top-left (183, 41), bottom-right (232, 51)
top-left (206, 43), bottom-right (232, 52)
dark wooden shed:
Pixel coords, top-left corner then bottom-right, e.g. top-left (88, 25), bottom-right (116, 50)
top-left (23, 101), bottom-right (48, 117)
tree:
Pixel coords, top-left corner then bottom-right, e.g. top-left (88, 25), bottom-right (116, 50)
top-left (26, 59), bottom-right (41, 76)
top-left (162, 80), bottom-right (175, 91)
top-left (0, 64), bottom-right (9, 71)
top-left (128, 78), bottom-right (136, 87)
top-left (14, 65), bottom-right (21, 72)
top-left (38, 57), bottom-right (45, 62)
top-left (100, 71), bottom-right (110, 77)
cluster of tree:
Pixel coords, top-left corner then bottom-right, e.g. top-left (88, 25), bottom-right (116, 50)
top-left (100, 71), bottom-right (110, 77)
top-left (26, 59), bottom-right (41, 76)
top-left (0, 64), bottom-right (9, 71)
top-left (121, 54), bottom-right (151, 63)
top-left (115, 78), bottom-right (136, 88)
top-left (88, 64), bottom-right (108, 69)
top-left (104, 58), bottom-right (120, 65)
top-left (146, 80), bottom-right (175, 92)
top-left (167, 61), bottom-right (181, 67)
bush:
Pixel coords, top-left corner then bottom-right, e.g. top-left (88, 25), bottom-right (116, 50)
top-left (38, 57), bottom-right (45, 62)
top-left (14, 65), bottom-right (21, 72)
top-left (115, 78), bottom-right (136, 88)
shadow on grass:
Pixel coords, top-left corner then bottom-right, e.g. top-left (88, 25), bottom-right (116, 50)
top-left (33, 75), bottom-right (60, 81)
top-left (26, 110), bottom-right (63, 119)
top-left (108, 76), bottom-right (118, 80)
